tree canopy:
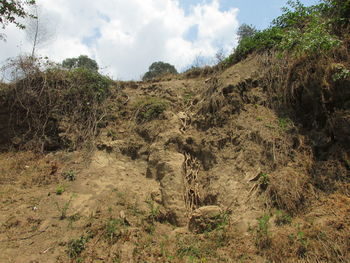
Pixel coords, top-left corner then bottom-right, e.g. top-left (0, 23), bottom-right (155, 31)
top-left (237, 24), bottom-right (258, 42)
top-left (143, 61), bottom-right (178, 80)
top-left (0, 0), bottom-right (36, 29)
top-left (62, 55), bottom-right (99, 71)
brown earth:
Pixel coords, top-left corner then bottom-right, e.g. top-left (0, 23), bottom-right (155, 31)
top-left (0, 55), bottom-right (349, 263)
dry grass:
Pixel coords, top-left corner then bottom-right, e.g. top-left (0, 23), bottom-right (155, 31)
top-left (266, 194), bottom-right (350, 263)
top-left (267, 168), bottom-right (313, 215)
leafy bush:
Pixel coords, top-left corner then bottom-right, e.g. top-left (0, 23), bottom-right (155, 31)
top-left (224, 0), bottom-right (343, 67)
top-left (62, 170), bottom-right (76, 181)
top-left (224, 27), bottom-right (284, 66)
top-left (55, 184), bottom-right (65, 195)
top-left (65, 67), bottom-right (111, 103)
top-left (276, 6), bottom-right (341, 56)
top-left (67, 236), bottom-right (89, 258)
top-left (331, 63), bottom-right (350, 81)
top-left (259, 173), bottom-right (270, 190)
top-left (105, 218), bottom-right (123, 243)
top-left (1, 56), bottom-right (111, 151)
top-left (237, 23), bottom-right (258, 41)
top-left (134, 97), bottom-right (168, 123)
top-left (320, 0), bottom-right (350, 30)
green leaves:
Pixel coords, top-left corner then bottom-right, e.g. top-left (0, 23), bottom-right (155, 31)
top-left (142, 61), bottom-right (178, 80)
top-left (225, 0), bottom-right (344, 66)
top-left (62, 55), bottom-right (99, 72)
top-left (0, 0), bottom-right (36, 30)
top-left (277, 7), bottom-right (341, 56)
top-left (134, 97), bottom-right (168, 123)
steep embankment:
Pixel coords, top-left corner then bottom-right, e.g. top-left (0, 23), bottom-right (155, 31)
top-left (0, 54), bottom-right (349, 263)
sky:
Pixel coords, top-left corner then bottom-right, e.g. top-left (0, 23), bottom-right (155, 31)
top-left (0, 0), bottom-right (320, 80)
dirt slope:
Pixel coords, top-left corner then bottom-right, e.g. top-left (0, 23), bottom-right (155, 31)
top-left (0, 55), bottom-right (349, 263)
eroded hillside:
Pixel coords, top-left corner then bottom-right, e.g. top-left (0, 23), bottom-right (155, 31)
top-left (0, 52), bottom-right (349, 263)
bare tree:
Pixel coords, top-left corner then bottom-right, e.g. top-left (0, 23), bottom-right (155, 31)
top-left (25, 4), bottom-right (55, 57)
top-left (215, 48), bottom-right (226, 64)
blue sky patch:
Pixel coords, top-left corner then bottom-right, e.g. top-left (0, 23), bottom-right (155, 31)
top-left (184, 24), bottom-right (199, 42)
top-left (82, 28), bottom-right (102, 47)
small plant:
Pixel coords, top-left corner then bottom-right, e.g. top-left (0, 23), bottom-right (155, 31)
top-left (296, 230), bottom-right (308, 257)
top-left (297, 230), bottom-right (307, 246)
top-left (288, 227), bottom-right (308, 257)
top-left (67, 235), bottom-right (89, 258)
top-left (278, 118), bottom-right (291, 131)
top-left (259, 173), bottom-right (269, 190)
top-left (55, 194), bottom-right (75, 220)
top-left (144, 198), bottom-right (160, 234)
top-left (331, 64), bottom-right (350, 82)
top-left (177, 243), bottom-right (201, 259)
top-left (105, 218), bottom-right (123, 244)
top-left (183, 91), bottom-right (194, 104)
top-left (62, 170), bottom-right (76, 181)
top-left (275, 210), bottom-right (292, 226)
top-left (264, 123), bottom-right (275, 129)
top-left (255, 214), bottom-right (271, 249)
top-left (68, 213), bottom-right (81, 228)
top-left (56, 184), bottom-right (65, 195)
top-left (176, 236), bottom-right (211, 262)
top-left (134, 97), bottom-right (168, 123)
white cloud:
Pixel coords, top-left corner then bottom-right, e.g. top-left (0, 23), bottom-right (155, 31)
top-left (0, 0), bottom-right (239, 80)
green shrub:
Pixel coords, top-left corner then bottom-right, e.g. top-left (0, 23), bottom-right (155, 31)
top-left (62, 170), bottom-right (76, 181)
top-left (105, 218), bottom-right (123, 243)
top-left (320, 0), bottom-right (350, 30)
top-left (225, 27), bottom-right (283, 66)
top-left (277, 14), bottom-right (340, 56)
top-left (255, 214), bottom-right (271, 249)
top-left (224, 0), bottom-right (343, 67)
top-left (62, 55), bottom-right (99, 71)
top-left (55, 195), bottom-right (75, 220)
top-left (134, 97), bottom-right (168, 123)
top-left (55, 184), bottom-right (65, 195)
top-left (67, 236), bottom-right (89, 258)
top-left (2, 56), bottom-right (112, 151)
top-left (66, 67), bottom-right (111, 103)
top-left (259, 173), bottom-right (270, 190)
top-left (331, 63), bottom-right (350, 81)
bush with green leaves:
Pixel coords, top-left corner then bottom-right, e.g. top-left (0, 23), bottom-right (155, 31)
top-left (67, 235), bottom-right (90, 258)
top-left (224, 0), bottom-right (344, 67)
top-left (225, 27), bottom-right (283, 65)
top-left (65, 67), bottom-right (111, 103)
top-left (134, 97), bottom-right (168, 123)
top-left (237, 23), bottom-right (258, 42)
top-left (105, 218), bottom-right (123, 243)
top-left (276, 1), bottom-right (341, 56)
top-left (2, 56), bottom-right (111, 151)
top-left (320, 0), bottom-right (350, 30)
top-left (62, 170), bottom-right (76, 181)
